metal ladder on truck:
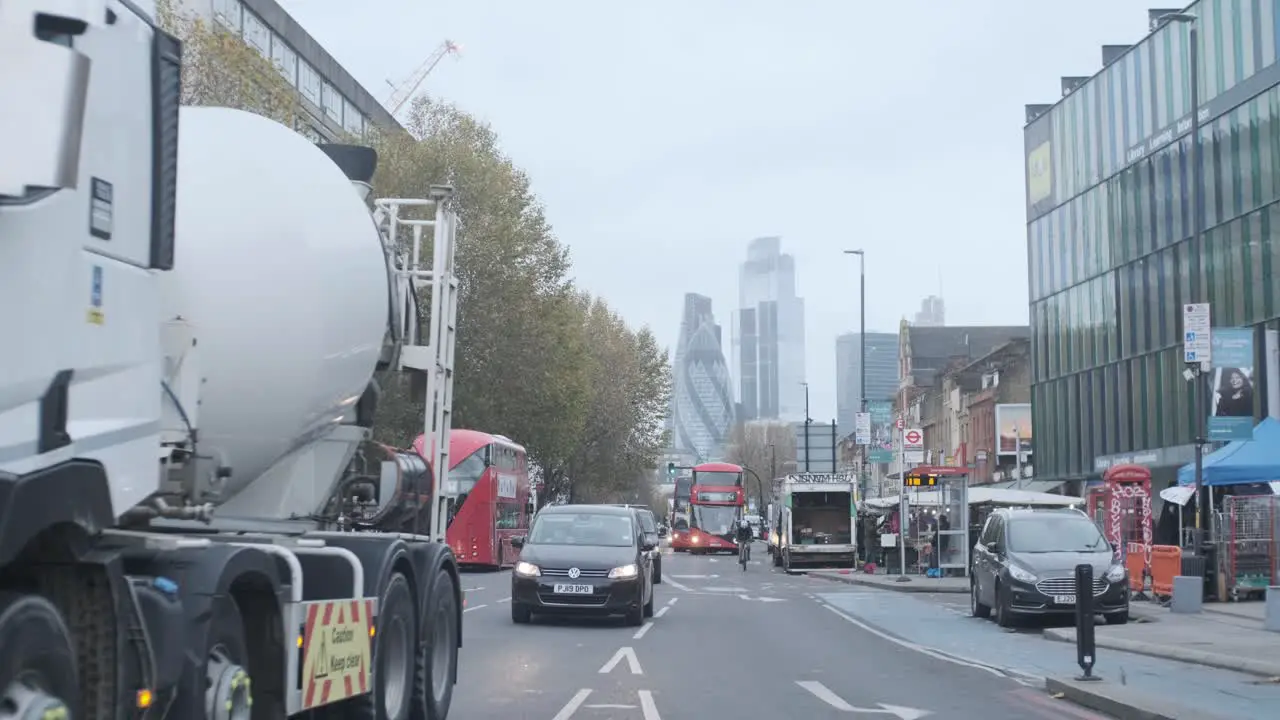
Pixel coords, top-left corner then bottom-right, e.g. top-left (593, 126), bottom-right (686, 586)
top-left (375, 187), bottom-right (458, 542)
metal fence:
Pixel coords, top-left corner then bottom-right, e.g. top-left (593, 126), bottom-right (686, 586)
top-left (1217, 495), bottom-right (1280, 600)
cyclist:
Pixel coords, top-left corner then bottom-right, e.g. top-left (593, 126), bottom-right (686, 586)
top-left (736, 518), bottom-right (753, 567)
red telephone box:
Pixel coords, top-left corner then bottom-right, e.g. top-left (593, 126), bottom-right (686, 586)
top-left (1096, 464), bottom-right (1154, 586)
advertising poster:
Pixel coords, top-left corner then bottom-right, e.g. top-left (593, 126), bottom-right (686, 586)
top-left (867, 401), bottom-right (895, 464)
top-left (995, 403), bottom-right (1032, 457)
top-left (1209, 328), bottom-right (1256, 441)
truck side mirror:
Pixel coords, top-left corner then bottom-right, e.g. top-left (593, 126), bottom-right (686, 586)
top-left (510, 536), bottom-right (525, 549)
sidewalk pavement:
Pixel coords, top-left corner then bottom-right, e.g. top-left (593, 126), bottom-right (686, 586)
top-left (1045, 678), bottom-right (1236, 720)
top-left (808, 568), bottom-right (969, 593)
top-left (1043, 599), bottom-right (1280, 678)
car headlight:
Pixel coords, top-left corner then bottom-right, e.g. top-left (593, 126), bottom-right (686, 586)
top-left (1007, 565), bottom-right (1037, 583)
top-left (514, 561), bottom-right (540, 577)
top-left (1105, 564), bottom-right (1127, 583)
top-left (609, 564), bottom-right (639, 579)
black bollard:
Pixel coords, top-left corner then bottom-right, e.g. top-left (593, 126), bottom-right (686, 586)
top-left (1074, 563), bottom-right (1100, 681)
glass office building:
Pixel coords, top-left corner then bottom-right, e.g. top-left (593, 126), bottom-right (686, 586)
top-left (1025, 0), bottom-right (1280, 483)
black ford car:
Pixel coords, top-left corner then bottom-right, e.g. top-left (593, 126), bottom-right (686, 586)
top-left (971, 507), bottom-right (1129, 627)
top-left (510, 504), bottom-right (655, 626)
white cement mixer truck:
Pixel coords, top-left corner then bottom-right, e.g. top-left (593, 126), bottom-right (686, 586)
top-left (0, 1), bottom-right (464, 718)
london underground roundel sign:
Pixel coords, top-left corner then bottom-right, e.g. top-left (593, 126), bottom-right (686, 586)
top-left (904, 429), bottom-right (923, 446)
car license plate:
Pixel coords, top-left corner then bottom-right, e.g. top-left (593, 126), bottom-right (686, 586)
top-left (1053, 594), bottom-right (1076, 604)
top-left (553, 583), bottom-right (593, 595)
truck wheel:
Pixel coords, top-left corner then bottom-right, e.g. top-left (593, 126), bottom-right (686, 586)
top-left (0, 593), bottom-right (79, 720)
top-left (412, 568), bottom-right (458, 720)
top-left (204, 594), bottom-right (253, 720)
top-left (370, 573), bottom-right (416, 720)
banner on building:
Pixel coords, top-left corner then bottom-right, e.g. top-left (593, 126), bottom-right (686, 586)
top-left (867, 401), bottom-right (895, 463)
top-left (995, 403), bottom-right (1032, 457)
top-left (854, 412), bottom-right (871, 445)
top-left (1208, 328), bottom-right (1255, 441)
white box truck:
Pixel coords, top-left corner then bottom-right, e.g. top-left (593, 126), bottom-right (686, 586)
top-left (769, 473), bottom-right (858, 572)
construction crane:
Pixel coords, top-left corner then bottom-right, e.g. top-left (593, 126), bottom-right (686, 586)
top-left (385, 39), bottom-right (461, 116)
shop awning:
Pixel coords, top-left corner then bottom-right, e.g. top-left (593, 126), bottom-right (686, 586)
top-left (1177, 417), bottom-right (1280, 487)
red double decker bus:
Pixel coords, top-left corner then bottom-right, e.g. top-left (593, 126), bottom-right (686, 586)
top-left (670, 462), bottom-right (745, 554)
top-left (413, 429), bottom-right (530, 569)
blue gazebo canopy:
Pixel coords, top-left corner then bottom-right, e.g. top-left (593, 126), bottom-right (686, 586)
top-left (1177, 417), bottom-right (1280, 487)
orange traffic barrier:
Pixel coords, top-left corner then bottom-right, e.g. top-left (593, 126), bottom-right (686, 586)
top-left (1149, 544), bottom-right (1181, 597)
top-left (1124, 542), bottom-right (1147, 592)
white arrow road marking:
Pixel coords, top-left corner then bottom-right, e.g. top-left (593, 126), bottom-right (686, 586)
top-left (464, 586), bottom-right (485, 592)
top-left (670, 574), bottom-right (719, 579)
top-left (586, 704), bottom-right (635, 709)
top-left (598, 646), bottom-right (643, 675)
top-left (551, 689), bottom-right (591, 720)
top-left (796, 681), bottom-right (931, 719)
top-left (664, 578), bottom-right (693, 591)
top-left (703, 586), bottom-right (747, 593)
top-left (737, 594), bottom-right (786, 602)
top-left (633, 621), bottom-right (654, 640)
top-left (638, 690), bottom-right (662, 720)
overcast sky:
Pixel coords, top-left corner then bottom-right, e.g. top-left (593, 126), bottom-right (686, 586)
top-left (281, 0), bottom-right (1160, 419)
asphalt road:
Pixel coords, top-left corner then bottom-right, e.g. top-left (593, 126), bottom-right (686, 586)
top-left (448, 543), bottom-right (1109, 719)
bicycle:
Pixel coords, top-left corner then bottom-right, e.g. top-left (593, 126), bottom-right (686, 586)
top-left (739, 539), bottom-right (749, 571)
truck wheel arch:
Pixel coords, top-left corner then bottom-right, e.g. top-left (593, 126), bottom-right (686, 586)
top-left (0, 459), bottom-right (115, 567)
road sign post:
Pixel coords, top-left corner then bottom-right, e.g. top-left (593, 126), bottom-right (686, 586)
top-left (1182, 302), bottom-right (1212, 556)
top-left (894, 427), bottom-right (927, 584)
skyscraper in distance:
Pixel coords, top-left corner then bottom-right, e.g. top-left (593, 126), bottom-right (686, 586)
top-left (913, 296), bottom-right (945, 326)
top-left (732, 237), bottom-right (806, 422)
top-left (835, 332), bottom-right (901, 434)
top-left (671, 293), bottom-right (734, 462)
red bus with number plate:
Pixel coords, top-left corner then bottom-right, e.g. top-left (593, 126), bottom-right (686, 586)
top-left (670, 462), bottom-right (745, 553)
top-left (413, 429), bottom-right (530, 569)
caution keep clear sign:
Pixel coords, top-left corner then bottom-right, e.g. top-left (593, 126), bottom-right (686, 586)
top-left (301, 599), bottom-right (375, 709)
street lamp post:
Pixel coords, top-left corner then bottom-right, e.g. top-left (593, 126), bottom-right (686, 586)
top-left (845, 249), bottom-right (867, 498)
top-left (802, 381), bottom-right (812, 472)
top-left (769, 443), bottom-right (777, 482)
top-left (1161, 11), bottom-right (1208, 555)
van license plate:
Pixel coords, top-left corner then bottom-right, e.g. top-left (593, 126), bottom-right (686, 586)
top-left (1052, 594), bottom-right (1076, 604)
top-left (553, 584), bottom-right (592, 594)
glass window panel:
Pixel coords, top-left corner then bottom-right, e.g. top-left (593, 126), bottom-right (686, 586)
top-left (1246, 209), bottom-right (1265, 324)
top-left (321, 83), bottom-right (342, 124)
top-left (1118, 263), bottom-right (1133, 358)
top-left (1242, 100), bottom-right (1260, 214)
top-left (1228, 217), bottom-right (1247, 325)
top-left (1170, 136), bottom-right (1186, 244)
top-left (213, 0), bottom-right (242, 31)
top-left (343, 99), bottom-right (363, 135)
top-left (299, 62), bottom-right (321, 105)
top-left (1133, 359), bottom-right (1148, 450)
top-left (242, 11), bottom-right (269, 56)
top-left (1145, 257), bottom-right (1161, 352)
top-left (270, 35), bottom-right (298, 86)
top-left (1161, 245), bottom-right (1178, 347)
top-left (1227, 108), bottom-right (1244, 220)
top-left (1265, 206), bottom-right (1279, 319)
top-left (1102, 363), bottom-right (1116, 455)
top-left (1260, 90), bottom-right (1276, 208)
top-left (1150, 353), bottom-right (1164, 447)
top-left (1116, 360), bottom-right (1131, 452)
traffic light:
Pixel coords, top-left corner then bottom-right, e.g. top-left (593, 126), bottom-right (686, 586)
top-left (667, 462), bottom-right (676, 478)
